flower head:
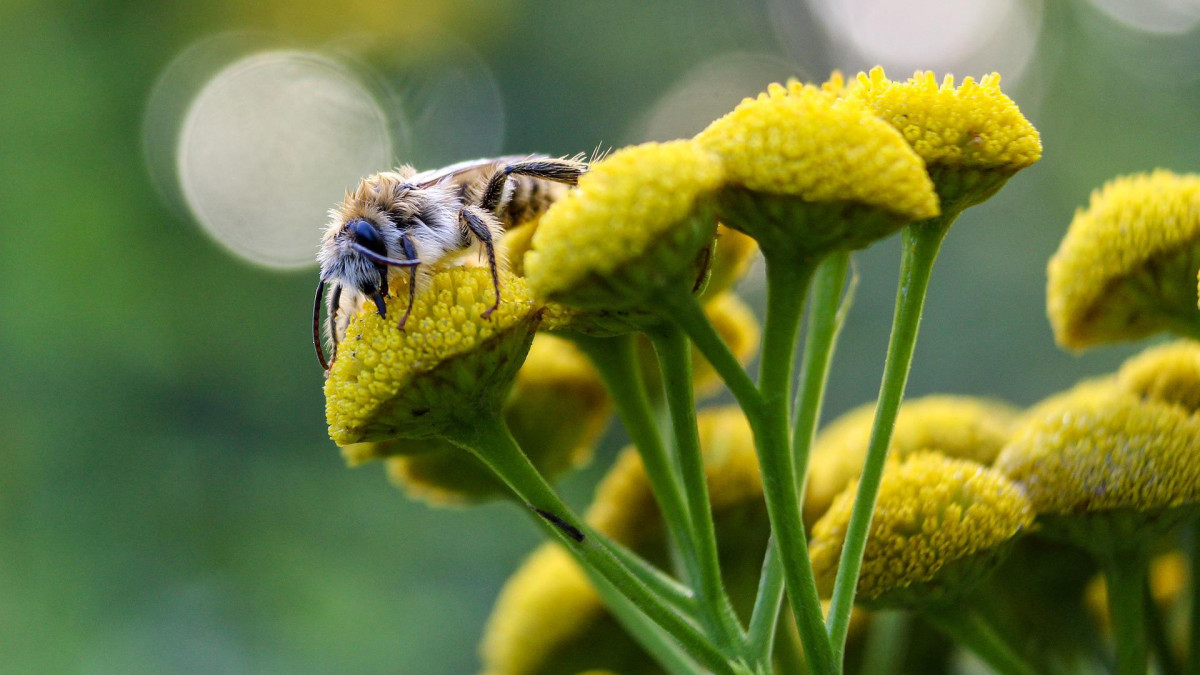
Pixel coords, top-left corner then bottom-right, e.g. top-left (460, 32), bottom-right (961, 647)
top-left (1047, 171), bottom-right (1200, 351)
top-left (525, 141), bottom-right (722, 311)
top-left (995, 383), bottom-right (1200, 551)
top-left (1117, 340), bottom-right (1200, 415)
top-left (694, 82), bottom-right (937, 259)
top-left (846, 67), bottom-right (1042, 210)
top-left (348, 334), bottom-right (610, 505)
top-left (809, 453), bottom-right (1034, 607)
top-left (804, 395), bottom-right (1018, 525)
top-left (324, 267), bottom-right (539, 445)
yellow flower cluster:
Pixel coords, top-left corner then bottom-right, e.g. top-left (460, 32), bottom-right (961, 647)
top-left (1117, 339), bottom-right (1200, 414)
top-left (846, 68), bottom-right (1042, 172)
top-left (995, 384), bottom-right (1200, 532)
top-left (1047, 170), bottom-right (1200, 351)
top-left (804, 395), bottom-right (1018, 525)
top-left (324, 267), bottom-right (539, 445)
top-left (695, 83), bottom-right (938, 222)
top-left (809, 453), bottom-right (1033, 606)
top-left (525, 141), bottom-right (723, 309)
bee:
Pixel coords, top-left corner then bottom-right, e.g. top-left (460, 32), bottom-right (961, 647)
top-left (313, 155), bottom-right (588, 370)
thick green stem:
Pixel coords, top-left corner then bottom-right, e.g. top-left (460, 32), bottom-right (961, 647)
top-left (752, 259), bottom-right (836, 674)
top-left (592, 575), bottom-right (705, 675)
top-left (826, 219), bottom-right (950, 658)
top-left (571, 335), bottom-right (702, 588)
top-left (601, 534), bottom-right (697, 617)
top-left (668, 297), bottom-right (764, 415)
top-left (1104, 552), bottom-right (1150, 675)
top-left (748, 537), bottom-right (786, 658)
top-left (922, 607), bottom-right (1039, 675)
top-left (651, 327), bottom-right (748, 652)
top-left (442, 412), bottom-right (735, 675)
top-left (748, 251), bottom-right (852, 665)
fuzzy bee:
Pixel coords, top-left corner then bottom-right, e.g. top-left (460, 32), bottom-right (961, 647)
top-left (313, 155), bottom-right (588, 370)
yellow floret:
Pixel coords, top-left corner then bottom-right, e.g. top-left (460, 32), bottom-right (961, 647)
top-left (324, 267), bottom-right (539, 445)
top-left (804, 395), bottom-right (1018, 526)
top-left (809, 453), bottom-right (1034, 606)
top-left (1117, 340), bottom-right (1200, 415)
top-left (847, 68), bottom-right (1042, 172)
top-left (696, 83), bottom-right (938, 222)
top-left (525, 141), bottom-right (723, 309)
top-left (995, 385), bottom-right (1200, 548)
top-left (1047, 170), bottom-right (1200, 351)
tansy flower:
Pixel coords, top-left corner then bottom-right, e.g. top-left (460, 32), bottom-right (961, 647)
top-left (809, 453), bottom-right (1034, 608)
top-left (994, 383), bottom-right (1200, 550)
top-left (324, 267), bottom-right (540, 445)
top-left (845, 67), bottom-right (1042, 211)
top-left (1117, 340), bottom-right (1200, 415)
top-left (638, 291), bottom-right (760, 401)
top-left (479, 544), bottom-right (660, 675)
top-left (1047, 170), bottom-right (1200, 351)
top-left (695, 82), bottom-right (938, 260)
top-left (804, 395), bottom-right (1018, 526)
top-left (525, 141), bottom-right (723, 312)
top-left (347, 335), bottom-right (610, 505)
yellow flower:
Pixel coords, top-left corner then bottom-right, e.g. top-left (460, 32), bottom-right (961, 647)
top-left (699, 224), bottom-right (759, 303)
top-left (344, 334), bottom-right (610, 505)
top-left (804, 395), bottom-right (1018, 526)
top-left (809, 453), bottom-right (1034, 607)
top-left (845, 67), bottom-right (1042, 210)
top-left (1117, 340), bottom-right (1200, 415)
top-left (694, 82), bottom-right (938, 258)
top-left (995, 384), bottom-right (1200, 550)
top-left (324, 267), bottom-right (540, 446)
top-left (637, 291), bottom-right (760, 401)
top-left (480, 544), bottom-right (657, 675)
top-left (525, 141), bottom-right (723, 311)
top-left (1047, 170), bottom-right (1200, 351)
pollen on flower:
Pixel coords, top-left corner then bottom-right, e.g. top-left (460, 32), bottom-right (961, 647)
top-left (695, 83), bottom-right (938, 222)
top-left (524, 141), bottom-right (723, 308)
top-left (1047, 170), bottom-right (1200, 351)
top-left (846, 68), bottom-right (1042, 171)
top-left (809, 453), bottom-right (1033, 606)
top-left (995, 385), bottom-right (1200, 521)
top-left (324, 267), bottom-right (539, 445)
top-left (804, 395), bottom-right (1018, 526)
top-left (1117, 340), bottom-right (1200, 415)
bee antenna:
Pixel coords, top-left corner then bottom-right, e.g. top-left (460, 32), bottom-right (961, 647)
top-left (351, 242), bottom-right (421, 268)
top-left (313, 279), bottom-right (330, 371)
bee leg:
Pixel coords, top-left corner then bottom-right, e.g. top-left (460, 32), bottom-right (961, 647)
top-left (459, 206), bottom-right (502, 319)
top-left (397, 234), bottom-right (418, 330)
top-left (317, 282), bottom-right (342, 370)
top-left (479, 157), bottom-right (588, 213)
top-left (313, 279), bottom-right (330, 370)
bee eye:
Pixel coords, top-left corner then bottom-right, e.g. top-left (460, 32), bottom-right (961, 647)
top-left (349, 219), bottom-right (387, 257)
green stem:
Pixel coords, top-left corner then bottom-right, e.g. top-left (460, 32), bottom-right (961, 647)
top-left (1146, 577), bottom-right (1181, 675)
top-left (826, 218), bottom-right (951, 658)
top-left (442, 412), bottom-right (735, 675)
top-left (600, 533), bottom-right (698, 617)
top-left (1189, 528), bottom-right (1200, 675)
top-left (922, 606), bottom-right (1039, 675)
top-left (774, 609), bottom-right (810, 675)
top-left (590, 574), bottom-right (705, 675)
top-left (752, 259), bottom-right (837, 674)
top-left (667, 296), bottom-right (764, 415)
top-left (1104, 551), bottom-right (1150, 675)
top-left (651, 327), bottom-right (748, 652)
top-left (748, 251), bottom-right (852, 664)
top-left (748, 537), bottom-right (786, 657)
top-left (859, 611), bottom-right (910, 675)
top-left (571, 334), bottom-right (703, 589)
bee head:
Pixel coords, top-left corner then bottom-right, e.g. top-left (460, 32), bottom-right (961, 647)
top-left (347, 218), bottom-right (391, 319)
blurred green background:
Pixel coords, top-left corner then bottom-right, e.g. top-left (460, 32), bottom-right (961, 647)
top-left (2, 0), bottom-right (1198, 672)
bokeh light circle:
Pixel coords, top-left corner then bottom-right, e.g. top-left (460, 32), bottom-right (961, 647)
top-left (177, 50), bottom-right (392, 269)
top-left (1087, 0), bottom-right (1200, 35)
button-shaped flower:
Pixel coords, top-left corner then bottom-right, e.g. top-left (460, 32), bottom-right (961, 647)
top-left (695, 82), bottom-right (938, 261)
top-left (804, 395), bottom-right (1018, 526)
top-left (324, 267), bottom-right (540, 445)
top-left (809, 453), bottom-right (1034, 607)
top-left (525, 141), bottom-right (723, 312)
top-left (1047, 171), bottom-right (1200, 351)
top-left (995, 383), bottom-right (1200, 551)
top-left (1117, 339), bottom-right (1200, 415)
top-left (846, 67), bottom-right (1042, 212)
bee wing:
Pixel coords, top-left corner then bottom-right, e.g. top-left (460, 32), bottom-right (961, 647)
top-left (412, 155), bottom-right (544, 188)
